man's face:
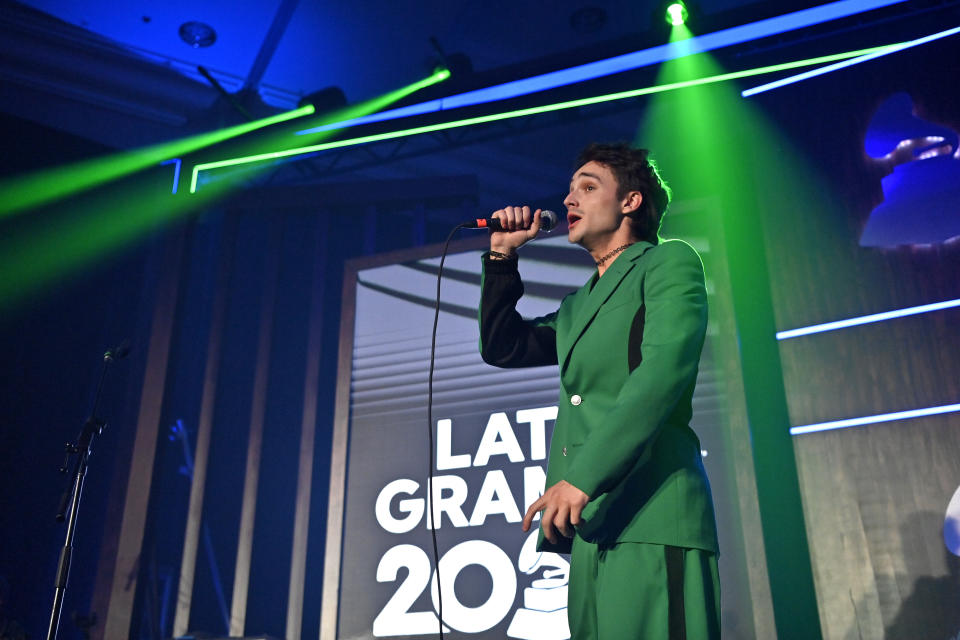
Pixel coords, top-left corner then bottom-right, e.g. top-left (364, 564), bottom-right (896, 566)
top-left (564, 161), bottom-right (634, 247)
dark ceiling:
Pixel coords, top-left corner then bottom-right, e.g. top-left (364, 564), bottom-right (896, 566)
top-left (9, 0), bottom-right (766, 110)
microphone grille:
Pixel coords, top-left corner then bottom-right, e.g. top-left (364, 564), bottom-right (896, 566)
top-left (540, 209), bottom-right (558, 232)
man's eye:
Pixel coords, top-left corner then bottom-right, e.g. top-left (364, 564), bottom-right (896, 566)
top-left (586, 185), bottom-right (595, 191)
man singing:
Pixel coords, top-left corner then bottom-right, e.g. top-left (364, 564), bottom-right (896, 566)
top-left (478, 143), bottom-right (720, 639)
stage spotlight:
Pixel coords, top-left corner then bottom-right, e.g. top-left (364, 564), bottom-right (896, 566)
top-left (666, 2), bottom-right (688, 26)
top-left (427, 37), bottom-right (472, 88)
top-left (298, 86), bottom-right (348, 113)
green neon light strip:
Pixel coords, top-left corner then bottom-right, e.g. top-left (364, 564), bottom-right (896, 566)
top-left (191, 43), bottom-right (899, 193)
top-left (0, 104), bottom-right (314, 218)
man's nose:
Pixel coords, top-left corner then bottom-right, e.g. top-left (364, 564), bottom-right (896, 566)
top-left (563, 193), bottom-right (576, 208)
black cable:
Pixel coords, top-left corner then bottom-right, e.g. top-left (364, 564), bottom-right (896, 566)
top-left (428, 222), bottom-right (470, 639)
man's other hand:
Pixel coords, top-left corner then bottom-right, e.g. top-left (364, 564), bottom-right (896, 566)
top-left (522, 480), bottom-right (590, 545)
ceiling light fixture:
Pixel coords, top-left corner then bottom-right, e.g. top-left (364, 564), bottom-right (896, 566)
top-left (179, 21), bottom-right (217, 48)
top-left (666, 2), bottom-right (688, 26)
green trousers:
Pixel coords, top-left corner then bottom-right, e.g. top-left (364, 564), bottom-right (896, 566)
top-left (567, 537), bottom-right (721, 639)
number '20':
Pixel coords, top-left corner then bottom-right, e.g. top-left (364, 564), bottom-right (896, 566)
top-left (373, 540), bottom-right (516, 636)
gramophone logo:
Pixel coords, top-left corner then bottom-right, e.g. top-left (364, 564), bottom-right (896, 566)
top-left (507, 530), bottom-right (571, 640)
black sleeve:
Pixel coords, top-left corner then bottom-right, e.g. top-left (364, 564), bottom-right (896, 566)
top-left (478, 252), bottom-right (559, 368)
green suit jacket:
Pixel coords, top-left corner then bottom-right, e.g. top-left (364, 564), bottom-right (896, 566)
top-left (479, 239), bottom-right (718, 555)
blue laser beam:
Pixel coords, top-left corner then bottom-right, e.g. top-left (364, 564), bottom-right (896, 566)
top-left (161, 158), bottom-right (182, 194)
top-left (776, 298), bottom-right (960, 340)
top-left (296, 0), bottom-right (906, 136)
top-left (743, 25), bottom-right (960, 97)
top-left (790, 403), bottom-right (960, 435)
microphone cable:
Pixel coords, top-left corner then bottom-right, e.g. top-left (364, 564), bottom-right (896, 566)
top-left (427, 222), bottom-right (470, 639)
top-left (426, 213), bottom-right (552, 638)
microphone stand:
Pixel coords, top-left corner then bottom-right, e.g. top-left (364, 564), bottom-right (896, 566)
top-left (47, 345), bottom-right (125, 640)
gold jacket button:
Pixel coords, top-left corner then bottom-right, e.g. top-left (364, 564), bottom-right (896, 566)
top-left (562, 447), bottom-right (568, 456)
top-left (570, 394), bottom-right (582, 406)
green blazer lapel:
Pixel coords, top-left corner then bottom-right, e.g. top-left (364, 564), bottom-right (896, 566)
top-left (559, 241), bottom-right (654, 372)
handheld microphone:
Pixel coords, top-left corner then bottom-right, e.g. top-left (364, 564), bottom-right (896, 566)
top-left (467, 209), bottom-right (558, 233)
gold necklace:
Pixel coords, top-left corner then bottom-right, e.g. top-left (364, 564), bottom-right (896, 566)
top-left (595, 243), bottom-right (634, 266)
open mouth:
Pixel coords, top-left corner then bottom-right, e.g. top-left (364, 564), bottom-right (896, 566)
top-left (567, 212), bottom-right (582, 229)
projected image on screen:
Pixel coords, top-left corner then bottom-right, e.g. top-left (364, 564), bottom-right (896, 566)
top-left (328, 210), bottom-right (762, 638)
top-left (862, 91), bottom-right (960, 247)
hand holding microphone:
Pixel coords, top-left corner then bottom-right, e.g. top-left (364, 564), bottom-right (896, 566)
top-left (480, 206), bottom-right (557, 258)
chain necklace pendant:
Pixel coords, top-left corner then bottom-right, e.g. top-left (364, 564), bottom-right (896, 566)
top-left (595, 242), bottom-right (634, 266)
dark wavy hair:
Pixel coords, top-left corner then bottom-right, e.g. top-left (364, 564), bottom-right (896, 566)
top-left (575, 143), bottom-right (672, 242)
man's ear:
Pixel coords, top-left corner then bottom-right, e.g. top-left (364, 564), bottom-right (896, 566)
top-left (621, 191), bottom-right (643, 215)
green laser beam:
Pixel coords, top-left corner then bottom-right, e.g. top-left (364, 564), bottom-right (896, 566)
top-left (640, 23), bottom-right (828, 637)
top-left (191, 42), bottom-right (902, 192)
top-left (0, 175), bottom-right (231, 310)
top-left (0, 68), bottom-right (452, 310)
top-left (0, 104), bottom-right (315, 218)
top-left (297, 67), bottom-right (450, 137)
